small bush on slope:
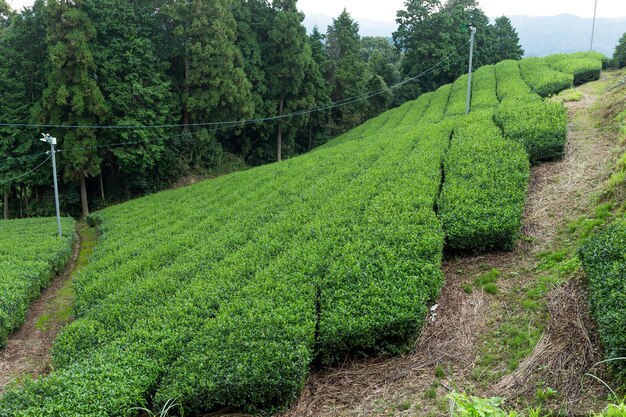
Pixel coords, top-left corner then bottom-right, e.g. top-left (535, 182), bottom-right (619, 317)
top-left (520, 57), bottom-right (574, 97)
top-left (438, 113), bottom-right (530, 252)
top-left (545, 54), bottom-right (603, 85)
top-left (580, 220), bottom-right (626, 380)
top-left (495, 96), bottom-right (567, 164)
top-left (495, 60), bottom-right (532, 100)
top-left (0, 217), bottom-right (75, 347)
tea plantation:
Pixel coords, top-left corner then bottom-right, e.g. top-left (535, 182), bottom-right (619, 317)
top-left (0, 217), bottom-right (75, 348)
top-left (0, 53), bottom-right (605, 416)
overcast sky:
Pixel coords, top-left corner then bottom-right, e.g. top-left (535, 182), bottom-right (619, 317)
top-left (7, 0), bottom-right (626, 21)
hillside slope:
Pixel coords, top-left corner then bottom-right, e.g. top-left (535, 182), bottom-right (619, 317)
top-left (0, 53), bottom-right (605, 416)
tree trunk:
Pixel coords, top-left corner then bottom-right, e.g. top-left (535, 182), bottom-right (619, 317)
top-left (35, 186), bottom-right (40, 205)
top-left (100, 172), bottom-right (106, 202)
top-left (24, 189), bottom-right (29, 218)
top-left (3, 190), bottom-right (8, 220)
top-left (79, 171), bottom-right (90, 218)
top-left (277, 97), bottom-right (284, 162)
top-left (309, 126), bottom-right (313, 150)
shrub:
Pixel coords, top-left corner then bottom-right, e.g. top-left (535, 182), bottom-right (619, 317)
top-left (438, 115), bottom-right (530, 252)
top-left (471, 65), bottom-right (499, 110)
top-left (545, 54), bottom-right (603, 85)
top-left (421, 83), bottom-right (452, 123)
top-left (445, 74), bottom-right (469, 117)
top-left (495, 96), bottom-right (567, 164)
top-left (520, 57), bottom-right (574, 97)
top-left (0, 217), bottom-right (75, 347)
top-left (580, 220), bottom-right (626, 380)
top-left (495, 60), bottom-right (532, 100)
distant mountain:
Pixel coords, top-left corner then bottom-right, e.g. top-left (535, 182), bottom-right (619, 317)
top-left (510, 14), bottom-right (626, 57)
top-left (303, 12), bottom-right (626, 58)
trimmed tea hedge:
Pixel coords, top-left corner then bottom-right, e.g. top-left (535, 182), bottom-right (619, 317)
top-left (0, 112), bottom-right (447, 416)
top-left (580, 221), bottom-right (626, 379)
top-left (445, 74), bottom-right (469, 117)
top-left (495, 96), bottom-right (567, 164)
top-left (545, 54), bottom-right (603, 85)
top-left (421, 83), bottom-right (452, 123)
top-left (438, 114), bottom-right (530, 251)
top-left (471, 65), bottom-right (499, 110)
top-left (520, 57), bottom-right (574, 97)
top-left (495, 60), bottom-right (532, 100)
top-left (0, 217), bottom-right (75, 347)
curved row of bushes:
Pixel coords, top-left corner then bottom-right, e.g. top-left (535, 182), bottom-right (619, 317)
top-left (545, 53), bottom-right (603, 85)
top-left (0, 52), bottom-right (607, 415)
top-left (438, 113), bottom-right (530, 251)
top-left (0, 217), bottom-right (75, 347)
top-left (520, 57), bottom-right (574, 97)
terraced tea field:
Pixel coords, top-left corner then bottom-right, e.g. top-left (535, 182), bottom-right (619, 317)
top-left (0, 53), bottom-right (606, 416)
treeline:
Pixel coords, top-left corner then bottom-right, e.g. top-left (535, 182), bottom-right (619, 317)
top-left (0, 0), bottom-right (523, 218)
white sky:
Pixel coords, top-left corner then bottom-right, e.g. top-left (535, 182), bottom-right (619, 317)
top-left (7, 0), bottom-right (626, 21)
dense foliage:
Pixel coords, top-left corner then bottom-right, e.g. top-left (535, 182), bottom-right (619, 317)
top-left (520, 57), bottom-right (574, 97)
top-left (580, 220), bottom-right (626, 379)
top-left (0, 41), bottom-right (604, 416)
top-left (614, 32), bottom-right (626, 68)
top-left (495, 97), bottom-right (567, 164)
top-left (545, 53), bottom-right (603, 85)
top-left (0, 217), bottom-right (75, 347)
top-left (0, 0), bottom-right (525, 219)
top-left (438, 113), bottom-right (530, 252)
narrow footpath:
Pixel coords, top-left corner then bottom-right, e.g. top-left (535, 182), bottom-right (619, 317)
top-left (0, 224), bottom-right (96, 392)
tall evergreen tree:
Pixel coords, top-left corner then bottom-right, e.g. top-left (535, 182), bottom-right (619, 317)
top-left (166, 0), bottom-right (253, 168)
top-left (491, 16), bottom-right (524, 62)
top-left (0, 0), bottom-right (51, 219)
top-left (265, 0), bottom-right (312, 161)
top-left (614, 32), bottom-right (626, 68)
top-left (42, 0), bottom-right (106, 218)
top-left (326, 9), bottom-right (368, 134)
top-left (83, 0), bottom-right (175, 198)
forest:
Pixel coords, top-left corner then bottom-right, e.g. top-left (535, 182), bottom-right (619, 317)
top-left (0, 0), bottom-right (524, 218)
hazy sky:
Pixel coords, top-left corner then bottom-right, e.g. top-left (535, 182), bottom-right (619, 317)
top-left (7, 0), bottom-right (626, 22)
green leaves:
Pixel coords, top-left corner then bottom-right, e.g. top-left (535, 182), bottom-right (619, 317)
top-left (438, 114), bottom-right (530, 252)
top-left (495, 96), bottom-right (567, 164)
top-left (519, 57), bottom-right (574, 97)
top-left (580, 221), bottom-right (626, 380)
top-left (0, 217), bottom-right (75, 347)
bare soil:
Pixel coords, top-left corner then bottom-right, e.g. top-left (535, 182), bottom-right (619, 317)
top-left (275, 73), bottom-right (621, 417)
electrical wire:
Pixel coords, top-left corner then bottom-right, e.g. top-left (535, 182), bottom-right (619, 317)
top-left (0, 39), bottom-right (470, 131)
top-left (0, 153), bottom-right (51, 185)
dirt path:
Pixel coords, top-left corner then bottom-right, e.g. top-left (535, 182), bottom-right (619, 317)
top-left (0, 224), bottom-right (96, 392)
top-left (279, 73), bottom-right (621, 417)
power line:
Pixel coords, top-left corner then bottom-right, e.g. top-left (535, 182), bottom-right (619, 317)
top-left (0, 153), bottom-right (51, 185)
top-left (0, 40), bottom-right (470, 132)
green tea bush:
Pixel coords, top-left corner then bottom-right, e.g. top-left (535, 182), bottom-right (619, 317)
top-left (580, 220), bottom-right (626, 379)
top-left (421, 84), bottom-right (452, 123)
top-left (445, 74), bottom-right (469, 117)
top-left (438, 115), bottom-right (530, 251)
top-left (0, 217), bottom-right (75, 347)
top-left (471, 65), bottom-right (499, 110)
top-left (0, 104), bottom-right (447, 416)
top-left (545, 54), bottom-right (603, 85)
top-left (495, 96), bottom-right (567, 164)
top-left (495, 60), bottom-right (532, 100)
top-left (520, 57), bottom-right (574, 97)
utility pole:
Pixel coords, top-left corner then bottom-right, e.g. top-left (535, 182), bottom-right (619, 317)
top-left (41, 134), bottom-right (62, 237)
top-left (466, 26), bottom-right (477, 116)
top-left (590, 0), bottom-right (598, 51)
